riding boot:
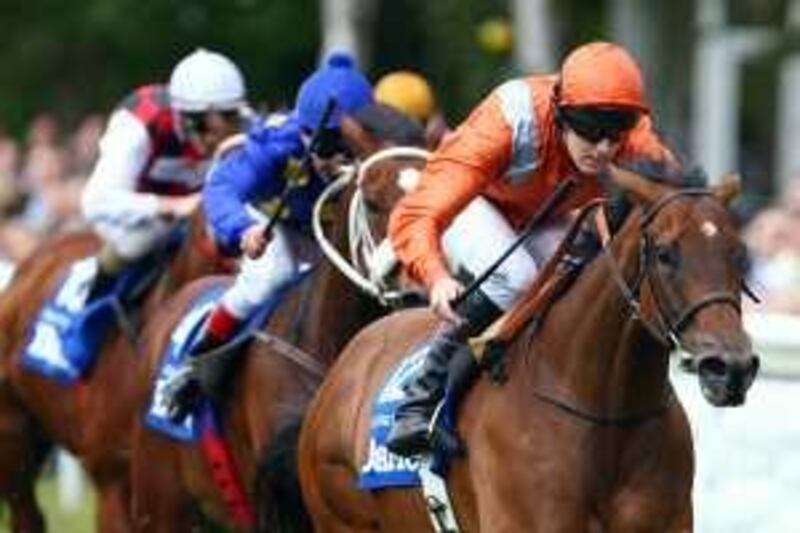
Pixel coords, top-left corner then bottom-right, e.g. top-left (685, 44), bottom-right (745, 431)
top-left (84, 271), bottom-right (116, 303)
top-left (386, 289), bottom-right (502, 456)
top-left (165, 304), bottom-right (241, 423)
top-left (85, 245), bottom-right (128, 303)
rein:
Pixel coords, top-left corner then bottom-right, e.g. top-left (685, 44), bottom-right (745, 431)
top-left (604, 189), bottom-right (741, 351)
top-left (313, 146), bottom-right (430, 306)
top-left (527, 188), bottom-right (740, 426)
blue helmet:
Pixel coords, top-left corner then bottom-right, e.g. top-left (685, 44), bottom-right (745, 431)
top-left (295, 52), bottom-right (373, 131)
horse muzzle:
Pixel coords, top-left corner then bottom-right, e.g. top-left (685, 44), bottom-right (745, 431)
top-left (696, 352), bottom-right (760, 407)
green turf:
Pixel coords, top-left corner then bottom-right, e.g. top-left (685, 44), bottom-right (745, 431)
top-left (0, 472), bottom-right (96, 533)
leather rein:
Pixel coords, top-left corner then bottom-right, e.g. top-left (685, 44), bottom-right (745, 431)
top-left (605, 189), bottom-right (742, 351)
top-left (529, 189), bottom-right (743, 426)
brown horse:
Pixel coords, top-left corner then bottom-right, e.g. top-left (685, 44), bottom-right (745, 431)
top-left (283, 166), bottom-right (759, 532)
top-left (128, 117), bottom-right (427, 532)
top-left (0, 210), bottom-right (226, 532)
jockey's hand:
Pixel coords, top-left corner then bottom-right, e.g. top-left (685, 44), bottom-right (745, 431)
top-left (240, 223), bottom-right (270, 259)
top-left (430, 276), bottom-right (464, 324)
top-left (158, 194), bottom-right (201, 220)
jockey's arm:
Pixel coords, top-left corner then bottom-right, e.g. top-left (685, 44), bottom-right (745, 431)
top-left (388, 96), bottom-right (512, 290)
top-left (202, 129), bottom-right (294, 254)
top-left (81, 109), bottom-right (161, 226)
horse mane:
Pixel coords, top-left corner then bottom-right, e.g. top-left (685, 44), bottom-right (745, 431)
top-left (481, 158), bottom-right (710, 348)
top-left (341, 103), bottom-right (426, 159)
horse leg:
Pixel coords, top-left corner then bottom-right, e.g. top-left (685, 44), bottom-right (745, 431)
top-left (301, 462), bottom-right (384, 533)
top-left (6, 483), bottom-right (45, 533)
top-left (0, 401), bottom-right (50, 533)
top-left (130, 426), bottom-right (193, 533)
top-left (95, 480), bottom-right (133, 533)
top-left (608, 491), bottom-right (692, 533)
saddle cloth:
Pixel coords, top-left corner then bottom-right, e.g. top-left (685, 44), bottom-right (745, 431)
top-left (358, 345), bottom-right (457, 490)
top-left (22, 226), bottom-right (187, 385)
top-left (146, 266), bottom-right (313, 441)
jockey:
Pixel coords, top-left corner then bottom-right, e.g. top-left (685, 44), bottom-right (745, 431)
top-left (81, 48), bottom-right (249, 300)
top-left (385, 42), bottom-right (679, 456)
top-left (374, 70), bottom-right (450, 148)
top-left (163, 52), bottom-right (373, 422)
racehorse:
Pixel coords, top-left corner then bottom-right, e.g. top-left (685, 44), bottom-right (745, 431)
top-left (0, 209), bottom-right (226, 532)
top-left (276, 165), bottom-right (759, 532)
top-left (128, 111), bottom-right (429, 532)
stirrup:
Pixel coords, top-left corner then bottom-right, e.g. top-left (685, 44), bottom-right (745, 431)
top-left (163, 367), bottom-right (201, 422)
top-left (428, 402), bottom-right (465, 457)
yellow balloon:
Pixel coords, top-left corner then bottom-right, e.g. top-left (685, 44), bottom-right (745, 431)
top-left (477, 18), bottom-right (513, 55)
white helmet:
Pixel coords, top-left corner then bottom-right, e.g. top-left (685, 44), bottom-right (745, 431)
top-left (168, 48), bottom-right (246, 112)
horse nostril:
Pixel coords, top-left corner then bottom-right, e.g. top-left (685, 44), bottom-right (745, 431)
top-left (737, 354), bottom-right (760, 386)
top-left (747, 354), bottom-right (760, 377)
top-left (697, 356), bottom-right (727, 379)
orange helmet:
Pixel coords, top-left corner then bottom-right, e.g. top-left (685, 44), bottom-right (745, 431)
top-left (558, 42), bottom-right (648, 112)
top-left (374, 70), bottom-right (436, 123)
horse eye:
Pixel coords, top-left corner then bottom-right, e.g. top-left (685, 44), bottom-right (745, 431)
top-left (654, 243), bottom-right (680, 268)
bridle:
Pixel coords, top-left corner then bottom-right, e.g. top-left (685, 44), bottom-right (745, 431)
top-left (604, 189), bottom-right (742, 352)
top-left (529, 189), bottom-right (746, 426)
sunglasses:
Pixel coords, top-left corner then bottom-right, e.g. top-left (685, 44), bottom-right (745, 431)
top-left (180, 111), bottom-right (240, 137)
top-left (560, 107), bottom-right (640, 144)
top-left (568, 121), bottom-right (631, 144)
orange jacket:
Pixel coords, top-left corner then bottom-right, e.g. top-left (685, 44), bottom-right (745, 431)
top-left (388, 75), bottom-right (676, 289)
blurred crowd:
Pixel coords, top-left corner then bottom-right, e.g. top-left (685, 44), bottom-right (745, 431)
top-left (0, 113), bottom-right (102, 268)
top-left (742, 180), bottom-right (800, 314)
top-left (2, 109), bottom-right (800, 316)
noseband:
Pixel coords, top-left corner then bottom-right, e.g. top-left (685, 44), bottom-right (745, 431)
top-left (605, 189), bottom-right (742, 351)
top-left (528, 189), bottom-right (744, 426)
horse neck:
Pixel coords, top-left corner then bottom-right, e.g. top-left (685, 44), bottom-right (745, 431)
top-left (510, 216), bottom-right (671, 417)
top-left (293, 186), bottom-right (384, 367)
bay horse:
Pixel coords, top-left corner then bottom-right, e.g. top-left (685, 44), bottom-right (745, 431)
top-left (129, 113), bottom-right (428, 532)
top-left (281, 166), bottom-right (759, 532)
top-left (0, 208), bottom-right (226, 532)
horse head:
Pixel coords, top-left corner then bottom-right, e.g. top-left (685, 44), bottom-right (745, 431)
top-left (316, 106), bottom-right (429, 304)
top-left (608, 164), bottom-right (759, 407)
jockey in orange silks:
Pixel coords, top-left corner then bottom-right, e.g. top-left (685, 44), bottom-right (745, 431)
top-left (385, 42), bottom-right (679, 456)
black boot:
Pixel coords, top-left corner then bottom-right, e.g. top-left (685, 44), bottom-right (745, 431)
top-left (85, 268), bottom-right (117, 304)
top-left (164, 304), bottom-right (243, 423)
top-left (164, 330), bottom-right (229, 423)
top-left (85, 246), bottom-right (128, 303)
top-left (385, 290), bottom-right (502, 456)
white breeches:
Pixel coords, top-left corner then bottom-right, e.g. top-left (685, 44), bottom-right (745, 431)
top-left (441, 196), bottom-right (566, 311)
top-left (221, 223), bottom-right (319, 319)
top-left (90, 217), bottom-right (176, 261)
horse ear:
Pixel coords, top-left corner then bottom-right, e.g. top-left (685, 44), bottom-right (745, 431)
top-left (340, 115), bottom-right (382, 158)
top-left (712, 173), bottom-right (741, 205)
top-left (607, 164), bottom-right (670, 203)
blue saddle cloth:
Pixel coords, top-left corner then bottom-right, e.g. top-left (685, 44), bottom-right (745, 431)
top-left (145, 267), bottom-right (313, 442)
top-left (21, 227), bottom-right (187, 385)
top-left (358, 346), bottom-right (456, 490)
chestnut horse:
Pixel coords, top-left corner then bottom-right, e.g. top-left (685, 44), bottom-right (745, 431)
top-left (279, 166), bottom-right (759, 532)
top-left (0, 210), bottom-right (226, 532)
top-left (129, 116), bottom-right (428, 532)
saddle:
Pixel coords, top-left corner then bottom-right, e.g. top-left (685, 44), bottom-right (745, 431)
top-left (22, 225), bottom-right (187, 384)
